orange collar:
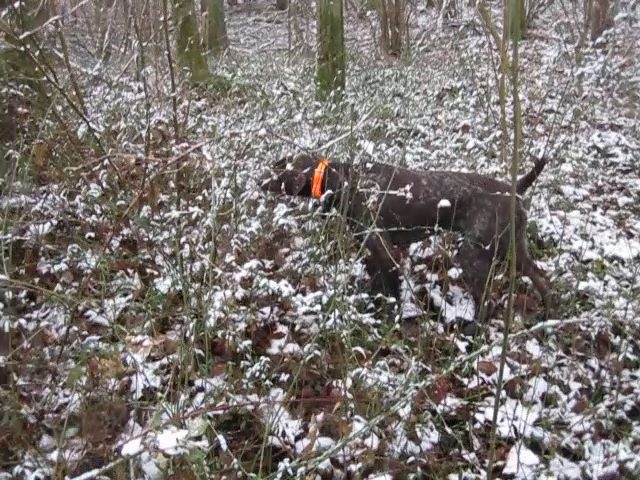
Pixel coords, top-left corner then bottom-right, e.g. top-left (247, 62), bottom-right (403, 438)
top-left (311, 159), bottom-right (329, 199)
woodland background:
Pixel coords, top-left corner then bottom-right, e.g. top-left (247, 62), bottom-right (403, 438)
top-left (1, 0), bottom-right (639, 478)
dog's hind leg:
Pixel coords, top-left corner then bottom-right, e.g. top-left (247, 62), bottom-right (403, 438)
top-left (456, 240), bottom-right (498, 322)
top-left (520, 257), bottom-right (554, 314)
top-left (513, 233), bottom-right (554, 315)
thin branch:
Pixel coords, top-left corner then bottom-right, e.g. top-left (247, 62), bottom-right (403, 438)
top-left (66, 455), bottom-right (132, 480)
top-left (486, 1), bottom-right (516, 477)
top-left (162, 0), bottom-right (181, 140)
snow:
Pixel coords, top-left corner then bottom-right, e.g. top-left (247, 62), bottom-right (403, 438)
top-left (155, 427), bottom-right (189, 455)
top-left (503, 442), bottom-right (541, 477)
top-left (3, 1), bottom-right (640, 479)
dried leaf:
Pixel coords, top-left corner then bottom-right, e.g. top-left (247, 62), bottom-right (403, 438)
top-left (478, 360), bottom-right (498, 376)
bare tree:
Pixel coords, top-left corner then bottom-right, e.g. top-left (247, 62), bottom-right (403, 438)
top-left (0, 0), bottom-right (51, 97)
top-left (204, 0), bottom-right (229, 55)
top-left (288, 0), bottom-right (313, 53)
top-left (316, 0), bottom-right (345, 99)
top-left (510, 0), bottom-right (526, 40)
top-left (435, 0), bottom-right (458, 29)
top-left (173, 0), bottom-right (210, 83)
top-left (378, 0), bottom-right (407, 56)
top-left (587, 0), bottom-right (614, 41)
top-left (0, 99), bottom-right (16, 181)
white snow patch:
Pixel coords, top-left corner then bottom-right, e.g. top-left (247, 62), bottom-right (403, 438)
top-left (503, 442), bottom-right (540, 477)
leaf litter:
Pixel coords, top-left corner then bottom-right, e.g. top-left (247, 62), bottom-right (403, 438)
top-left (1, 2), bottom-right (640, 479)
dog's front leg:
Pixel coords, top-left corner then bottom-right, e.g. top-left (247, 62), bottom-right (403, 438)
top-left (342, 188), bottom-right (401, 301)
top-left (361, 229), bottom-right (401, 300)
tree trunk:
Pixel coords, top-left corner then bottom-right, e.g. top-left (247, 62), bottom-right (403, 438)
top-left (173, 0), bottom-right (209, 83)
top-left (379, 0), bottom-right (390, 53)
top-left (509, 0), bottom-right (526, 41)
top-left (389, 0), bottom-right (405, 55)
top-left (205, 0), bottom-right (229, 55)
top-left (0, 98), bottom-right (17, 181)
top-left (588, 0), bottom-right (613, 41)
top-left (378, 0), bottom-right (406, 57)
top-left (316, 0), bottom-right (345, 100)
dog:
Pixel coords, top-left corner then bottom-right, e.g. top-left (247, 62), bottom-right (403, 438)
top-left (261, 153), bottom-right (552, 319)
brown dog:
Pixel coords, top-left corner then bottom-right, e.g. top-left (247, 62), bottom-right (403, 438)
top-left (262, 153), bottom-right (552, 319)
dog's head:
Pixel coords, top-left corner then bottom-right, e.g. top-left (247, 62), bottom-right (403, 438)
top-left (261, 153), bottom-right (320, 196)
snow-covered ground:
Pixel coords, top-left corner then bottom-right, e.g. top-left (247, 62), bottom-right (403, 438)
top-left (1, 1), bottom-right (639, 478)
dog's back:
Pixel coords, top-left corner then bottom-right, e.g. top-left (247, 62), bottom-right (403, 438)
top-left (357, 158), bottom-right (546, 197)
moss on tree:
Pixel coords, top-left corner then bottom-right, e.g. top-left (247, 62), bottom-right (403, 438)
top-left (173, 0), bottom-right (210, 83)
top-left (316, 0), bottom-right (345, 100)
top-left (206, 0), bottom-right (229, 55)
top-left (509, 0), bottom-right (526, 42)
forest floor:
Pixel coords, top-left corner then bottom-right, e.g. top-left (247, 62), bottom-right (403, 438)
top-left (1, 1), bottom-right (640, 479)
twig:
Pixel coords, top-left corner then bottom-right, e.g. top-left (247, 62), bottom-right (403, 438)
top-left (314, 108), bottom-right (374, 151)
top-left (487, 5), bottom-right (518, 477)
top-left (266, 129), bottom-right (312, 152)
top-left (65, 455), bottom-right (132, 480)
top-left (14, 0), bottom-right (91, 41)
top-left (266, 107), bottom-right (374, 154)
top-left (98, 140), bottom-right (212, 256)
top-left (162, 0), bottom-right (180, 141)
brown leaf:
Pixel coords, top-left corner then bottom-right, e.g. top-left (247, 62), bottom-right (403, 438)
top-left (87, 356), bottom-right (125, 380)
top-left (249, 323), bottom-right (274, 354)
top-left (514, 293), bottom-right (540, 315)
top-left (595, 330), bottom-right (611, 359)
top-left (299, 386), bottom-right (314, 398)
top-left (318, 413), bottom-right (350, 439)
top-left (32, 142), bottom-right (49, 170)
top-left (326, 384), bottom-right (343, 401)
top-left (414, 388), bottom-right (429, 410)
top-left (162, 337), bottom-right (178, 355)
top-left (132, 284), bottom-right (146, 301)
top-left (209, 338), bottom-right (228, 357)
top-left (211, 362), bottom-right (226, 377)
top-left (572, 336), bottom-right (590, 354)
top-left (504, 377), bottom-right (526, 399)
top-left (477, 361), bottom-right (498, 376)
top-left (110, 259), bottom-right (136, 272)
top-left (494, 443), bottom-right (510, 462)
top-left (81, 397), bottom-right (129, 445)
top-left (271, 329), bottom-right (287, 340)
top-left (528, 360), bottom-right (544, 376)
top-left (572, 396), bottom-right (589, 414)
top-left (59, 270), bottom-right (74, 284)
top-left (427, 376), bottom-right (452, 405)
top-left (592, 420), bottom-right (606, 442)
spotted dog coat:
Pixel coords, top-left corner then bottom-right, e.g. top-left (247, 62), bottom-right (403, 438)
top-left (261, 153), bottom-right (551, 319)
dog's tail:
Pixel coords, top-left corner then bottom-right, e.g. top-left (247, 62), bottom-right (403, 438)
top-left (516, 157), bottom-right (548, 194)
